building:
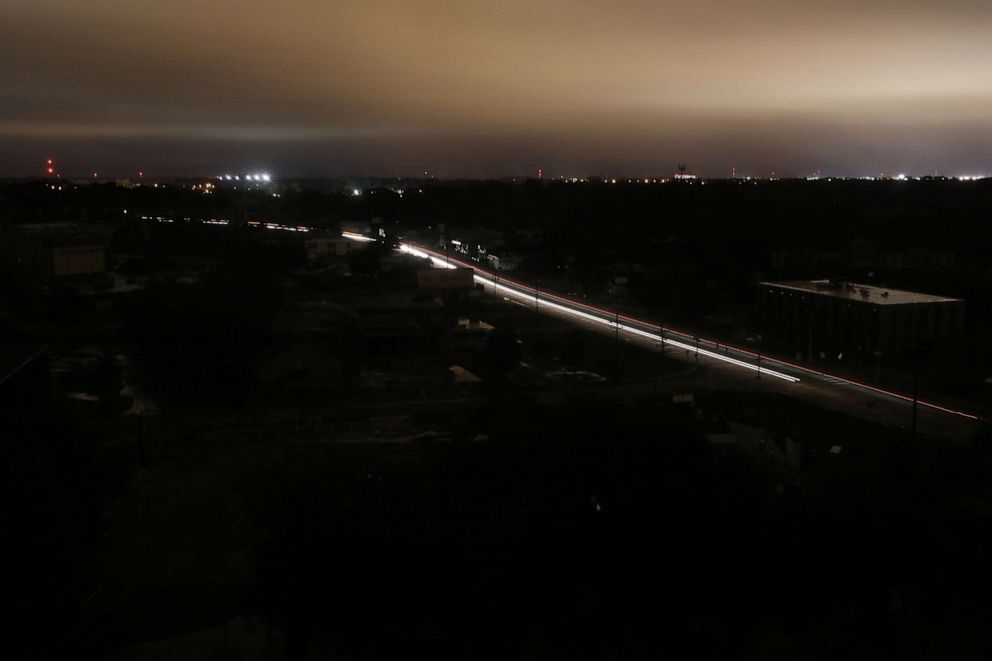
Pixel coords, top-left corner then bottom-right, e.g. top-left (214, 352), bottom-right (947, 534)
top-left (758, 280), bottom-right (965, 358)
top-left (446, 227), bottom-right (505, 261)
top-left (52, 243), bottom-right (105, 275)
top-left (486, 253), bottom-right (519, 272)
top-left (0, 223), bottom-right (108, 279)
top-left (305, 232), bottom-right (355, 259)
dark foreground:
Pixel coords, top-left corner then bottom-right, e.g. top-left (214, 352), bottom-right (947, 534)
top-left (9, 392), bottom-right (992, 659)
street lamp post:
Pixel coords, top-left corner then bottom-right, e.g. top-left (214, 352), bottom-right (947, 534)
top-left (659, 323), bottom-right (665, 377)
top-left (614, 309), bottom-right (621, 380)
top-left (912, 371), bottom-right (919, 441)
top-left (905, 342), bottom-right (927, 443)
top-left (609, 284), bottom-right (621, 381)
top-left (756, 333), bottom-right (763, 380)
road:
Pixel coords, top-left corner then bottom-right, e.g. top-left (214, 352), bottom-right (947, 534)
top-left (396, 241), bottom-right (980, 440)
top-left (126, 213), bottom-right (979, 440)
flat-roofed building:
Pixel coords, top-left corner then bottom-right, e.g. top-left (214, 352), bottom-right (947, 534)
top-left (305, 232), bottom-right (354, 259)
top-left (0, 223), bottom-right (108, 278)
top-left (758, 280), bottom-right (965, 358)
top-left (53, 244), bottom-right (105, 275)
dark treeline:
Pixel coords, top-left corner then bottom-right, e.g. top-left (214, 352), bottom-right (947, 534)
top-left (411, 178), bottom-right (992, 301)
top-left (5, 178), bottom-right (989, 300)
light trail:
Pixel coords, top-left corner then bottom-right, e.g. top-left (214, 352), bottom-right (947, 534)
top-left (342, 231), bottom-right (375, 242)
top-left (398, 244), bottom-right (798, 382)
top-left (395, 240), bottom-right (980, 420)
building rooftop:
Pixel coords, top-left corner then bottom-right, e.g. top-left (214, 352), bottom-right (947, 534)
top-left (761, 280), bottom-right (962, 306)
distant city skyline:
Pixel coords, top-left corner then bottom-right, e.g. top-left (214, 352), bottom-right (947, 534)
top-left (3, 1), bottom-right (992, 177)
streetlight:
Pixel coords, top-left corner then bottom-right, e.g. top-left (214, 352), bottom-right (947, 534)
top-left (607, 283), bottom-right (620, 379)
top-left (905, 342), bottom-right (928, 442)
top-left (755, 333), bottom-right (763, 380)
top-left (659, 323), bottom-right (666, 377)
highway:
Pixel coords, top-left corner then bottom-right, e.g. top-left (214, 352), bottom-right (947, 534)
top-left (128, 211), bottom-right (980, 435)
top-left (395, 241), bottom-right (980, 436)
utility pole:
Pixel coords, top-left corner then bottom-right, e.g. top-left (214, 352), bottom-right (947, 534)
top-left (756, 333), bottom-right (763, 380)
top-left (659, 323), bottom-right (665, 376)
top-left (614, 309), bottom-right (620, 380)
top-left (911, 372), bottom-right (919, 441)
top-left (906, 342), bottom-right (926, 443)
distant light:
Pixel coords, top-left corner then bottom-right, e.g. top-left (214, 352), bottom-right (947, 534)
top-left (47, 167), bottom-right (54, 174)
top-left (261, 173), bottom-right (271, 182)
top-left (225, 174), bottom-right (232, 180)
top-left (351, 188), bottom-right (361, 197)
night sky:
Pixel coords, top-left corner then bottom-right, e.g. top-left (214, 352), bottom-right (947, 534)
top-left (3, 0), bottom-right (991, 178)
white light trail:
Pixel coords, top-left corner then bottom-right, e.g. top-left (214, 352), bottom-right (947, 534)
top-left (397, 243), bottom-right (799, 382)
top-left (300, 235), bottom-right (985, 420)
top-left (342, 231), bottom-right (375, 242)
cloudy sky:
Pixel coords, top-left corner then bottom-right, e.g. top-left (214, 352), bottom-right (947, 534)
top-left (2, 0), bottom-right (991, 177)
